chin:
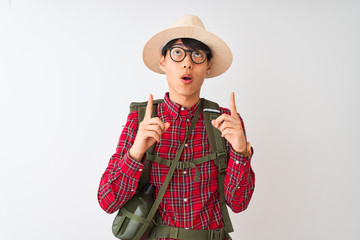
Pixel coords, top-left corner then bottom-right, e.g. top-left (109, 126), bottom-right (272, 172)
top-left (178, 88), bottom-right (200, 97)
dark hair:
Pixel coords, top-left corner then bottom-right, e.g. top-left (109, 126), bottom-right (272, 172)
top-left (161, 38), bottom-right (213, 61)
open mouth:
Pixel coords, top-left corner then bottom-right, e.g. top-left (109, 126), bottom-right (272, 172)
top-left (181, 74), bottom-right (193, 84)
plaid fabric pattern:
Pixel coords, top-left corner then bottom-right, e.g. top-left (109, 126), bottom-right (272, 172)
top-left (98, 93), bottom-right (255, 239)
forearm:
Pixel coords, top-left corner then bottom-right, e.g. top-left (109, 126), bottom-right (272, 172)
top-left (224, 148), bottom-right (255, 213)
top-left (98, 151), bottom-right (144, 213)
top-left (97, 111), bottom-right (144, 213)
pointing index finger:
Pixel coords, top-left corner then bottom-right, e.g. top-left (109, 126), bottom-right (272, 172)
top-left (230, 92), bottom-right (238, 117)
top-left (144, 94), bottom-right (153, 120)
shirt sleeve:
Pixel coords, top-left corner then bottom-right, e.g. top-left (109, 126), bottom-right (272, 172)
top-left (97, 111), bottom-right (145, 214)
top-left (221, 108), bottom-right (256, 213)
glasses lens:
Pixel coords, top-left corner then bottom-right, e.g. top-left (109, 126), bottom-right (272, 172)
top-left (170, 47), bottom-right (185, 62)
top-left (191, 50), bottom-right (206, 64)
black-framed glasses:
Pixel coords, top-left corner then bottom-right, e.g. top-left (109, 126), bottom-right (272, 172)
top-left (168, 47), bottom-right (208, 64)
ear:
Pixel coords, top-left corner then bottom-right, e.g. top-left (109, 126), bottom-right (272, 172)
top-left (159, 56), bottom-right (166, 73)
top-left (206, 62), bottom-right (211, 75)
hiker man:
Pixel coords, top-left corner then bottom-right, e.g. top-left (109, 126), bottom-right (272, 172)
top-left (98, 15), bottom-right (255, 240)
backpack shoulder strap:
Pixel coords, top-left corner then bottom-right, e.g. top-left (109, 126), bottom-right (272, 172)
top-left (201, 98), bottom-right (234, 238)
top-left (130, 99), bottom-right (164, 120)
top-left (129, 99), bottom-right (164, 190)
top-left (202, 98), bottom-right (226, 156)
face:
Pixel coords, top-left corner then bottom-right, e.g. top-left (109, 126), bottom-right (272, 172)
top-left (159, 39), bottom-right (211, 102)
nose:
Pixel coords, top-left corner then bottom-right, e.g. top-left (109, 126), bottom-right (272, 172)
top-left (183, 53), bottom-right (192, 69)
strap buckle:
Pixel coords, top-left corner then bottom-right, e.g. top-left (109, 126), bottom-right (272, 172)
top-left (176, 162), bottom-right (185, 169)
top-left (210, 229), bottom-right (223, 240)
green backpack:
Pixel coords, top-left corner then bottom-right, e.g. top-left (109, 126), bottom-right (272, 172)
top-left (112, 98), bottom-right (234, 240)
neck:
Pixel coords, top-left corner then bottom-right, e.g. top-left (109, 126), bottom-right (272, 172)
top-left (168, 90), bottom-right (200, 109)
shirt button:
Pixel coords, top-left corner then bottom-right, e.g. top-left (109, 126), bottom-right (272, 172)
top-left (139, 168), bottom-right (143, 172)
top-left (185, 143), bottom-right (188, 147)
top-left (183, 198), bottom-right (188, 202)
top-left (187, 119), bottom-right (190, 122)
top-left (235, 160), bottom-right (240, 164)
top-left (183, 171), bottom-right (187, 174)
top-left (181, 107), bottom-right (185, 111)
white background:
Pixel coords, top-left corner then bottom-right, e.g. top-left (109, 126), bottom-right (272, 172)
top-left (1, 0), bottom-right (359, 239)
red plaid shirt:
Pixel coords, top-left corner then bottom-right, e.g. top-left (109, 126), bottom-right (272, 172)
top-left (98, 93), bottom-right (255, 239)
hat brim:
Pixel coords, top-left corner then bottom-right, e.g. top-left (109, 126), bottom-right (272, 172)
top-left (142, 26), bottom-right (232, 79)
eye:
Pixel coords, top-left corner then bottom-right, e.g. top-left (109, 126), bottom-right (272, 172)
top-left (173, 50), bottom-right (181, 56)
top-left (193, 50), bottom-right (204, 58)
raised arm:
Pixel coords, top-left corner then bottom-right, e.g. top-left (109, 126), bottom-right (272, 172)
top-left (98, 95), bottom-right (170, 214)
top-left (97, 111), bottom-right (144, 214)
top-left (212, 92), bottom-right (255, 213)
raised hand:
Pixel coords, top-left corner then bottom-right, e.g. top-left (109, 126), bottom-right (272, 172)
top-left (129, 94), bottom-right (171, 161)
top-left (211, 92), bottom-right (247, 153)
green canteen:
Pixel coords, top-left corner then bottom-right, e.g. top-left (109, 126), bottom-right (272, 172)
top-left (112, 184), bottom-right (155, 240)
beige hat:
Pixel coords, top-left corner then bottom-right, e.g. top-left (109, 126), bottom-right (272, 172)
top-left (142, 15), bottom-right (233, 78)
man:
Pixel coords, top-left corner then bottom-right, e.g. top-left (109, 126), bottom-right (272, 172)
top-left (98, 15), bottom-right (255, 240)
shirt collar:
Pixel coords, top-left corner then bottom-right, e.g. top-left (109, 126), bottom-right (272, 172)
top-left (163, 92), bottom-right (201, 119)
